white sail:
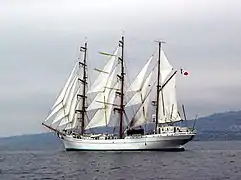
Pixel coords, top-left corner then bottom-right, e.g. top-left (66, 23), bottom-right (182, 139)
top-left (85, 84), bottom-right (117, 129)
top-left (51, 76), bottom-right (80, 124)
top-left (87, 67), bottom-right (116, 111)
top-left (87, 47), bottom-right (119, 94)
top-left (130, 93), bottom-right (151, 128)
top-left (157, 74), bottom-right (181, 124)
top-left (127, 56), bottom-right (152, 92)
top-left (141, 71), bottom-right (153, 100)
top-left (160, 48), bottom-right (173, 84)
top-left (68, 91), bottom-right (80, 125)
top-left (65, 121), bottom-right (75, 130)
top-left (64, 123), bottom-right (75, 130)
top-left (126, 71), bottom-right (153, 107)
top-left (128, 72), bottom-right (153, 128)
top-left (125, 93), bottom-right (141, 107)
top-left (44, 103), bottom-right (64, 122)
top-left (44, 64), bottom-right (78, 122)
top-left (45, 74), bottom-right (78, 122)
top-left (156, 48), bottom-right (181, 124)
top-left (59, 88), bottom-right (82, 127)
top-left (63, 99), bottom-right (84, 130)
top-left (52, 62), bottom-right (78, 109)
top-left (58, 117), bottom-right (70, 127)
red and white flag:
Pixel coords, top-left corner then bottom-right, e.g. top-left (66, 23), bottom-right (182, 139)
top-left (180, 68), bottom-right (189, 76)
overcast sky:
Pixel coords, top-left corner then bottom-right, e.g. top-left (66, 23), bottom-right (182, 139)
top-left (1, 0), bottom-right (241, 137)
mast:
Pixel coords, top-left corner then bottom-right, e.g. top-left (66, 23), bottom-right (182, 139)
top-left (155, 41), bottom-right (165, 132)
top-left (119, 36), bottom-right (125, 138)
top-left (80, 42), bottom-right (87, 135)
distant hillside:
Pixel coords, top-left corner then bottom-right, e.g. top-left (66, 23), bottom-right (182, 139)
top-left (0, 133), bottom-right (62, 151)
top-left (190, 110), bottom-right (241, 141)
top-left (0, 110), bottom-right (241, 150)
top-left (195, 111), bottom-right (241, 131)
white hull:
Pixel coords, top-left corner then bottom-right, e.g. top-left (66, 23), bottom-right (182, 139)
top-left (61, 133), bottom-right (195, 151)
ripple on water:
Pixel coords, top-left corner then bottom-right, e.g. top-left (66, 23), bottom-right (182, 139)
top-left (1, 141), bottom-right (241, 180)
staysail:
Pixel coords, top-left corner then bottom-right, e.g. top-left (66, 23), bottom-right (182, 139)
top-left (127, 56), bottom-right (153, 92)
top-left (128, 71), bottom-right (154, 128)
top-left (125, 56), bottom-right (153, 107)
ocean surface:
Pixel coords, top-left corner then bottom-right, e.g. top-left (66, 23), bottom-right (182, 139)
top-left (1, 141), bottom-right (241, 180)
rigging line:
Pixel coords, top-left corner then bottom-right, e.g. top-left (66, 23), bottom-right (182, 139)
top-left (85, 113), bottom-right (94, 133)
top-left (104, 63), bottom-right (119, 90)
top-left (55, 102), bottom-right (66, 131)
top-left (159, 70), bottom-right (178, 92)
top-left (123, 110), bottom-right (130, 125)
top-left (123, 60), bottom-right (135, 116)
top-left (87, 52), bottom-right (119, 105)
top-left (95, 79), bottom-right (119, 104)
top-left (140, 91), bottom-right (148, 127)
top-left (124, 50), bottom-right (158, 118)
top-left (176, 102), bottom-right (183, 119)
top-left (182, 104), bottom-right (187, 121)
top-left (55, 85), bottom-right (81, 129)
top-left (64, 94), bottom-right (82, 131)
top-left (127, 77), bottom-right (158, 128)
top-left (125, 59), bottom-right (158, 108)
top-left (97, 45), bottom-right (119, 77)
top-left (85, 81), bottom-right (119, 128)
top-left (88, 76), bottom-right (119, 112)
top-left (51, 68), bottom-right (76, 110)
top-left (104, 95), bottom-right (108, 127)
top-left (54, 68), bottom-right (78, 115)
top-left (127, 47), bottom-right (158, 91)
top-left (62, 120), bottom-right (69, 131)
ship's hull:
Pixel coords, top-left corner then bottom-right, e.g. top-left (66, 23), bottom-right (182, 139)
top-left (61, 133), bottom-right (195, 151)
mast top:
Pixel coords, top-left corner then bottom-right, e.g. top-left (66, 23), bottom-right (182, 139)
top-left (154, 40), bottom-right (166, 44)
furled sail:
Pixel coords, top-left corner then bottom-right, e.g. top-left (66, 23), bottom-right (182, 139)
top-left (87, 47), bottom-right (119, 94)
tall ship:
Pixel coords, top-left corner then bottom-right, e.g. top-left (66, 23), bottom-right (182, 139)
top-left (42, 36), bottom-right (196, 151)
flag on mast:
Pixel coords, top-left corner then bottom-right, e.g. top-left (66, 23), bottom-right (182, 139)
top-left (180, 68), bottom-right (189, 76)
